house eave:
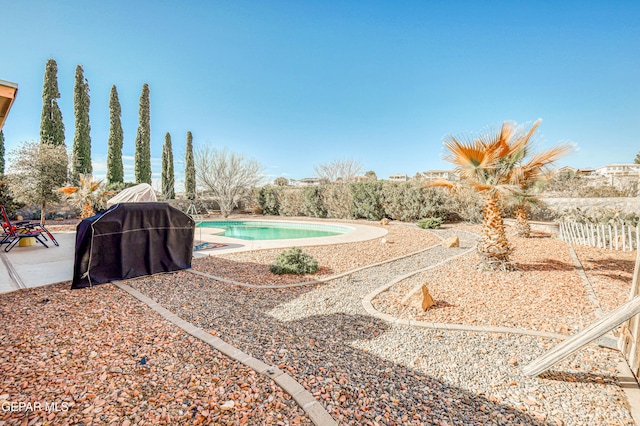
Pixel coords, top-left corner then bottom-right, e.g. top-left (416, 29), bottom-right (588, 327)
top-left (0, 79), bottom-right (19, 131)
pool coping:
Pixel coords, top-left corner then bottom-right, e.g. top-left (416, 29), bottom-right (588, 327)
top-left (192, 218), bottom-right (388, 256)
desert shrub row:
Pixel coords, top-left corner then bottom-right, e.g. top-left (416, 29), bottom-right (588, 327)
top-left (255, 181), bottom-right (485, 223)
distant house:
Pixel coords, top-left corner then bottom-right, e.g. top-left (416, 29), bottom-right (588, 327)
top-left (294, 178), bottom-right (322, 187)
top-left (576, 168), bottom-right (596, 176)
top-left (554, 165), bottom-right (576, 175)
top-left (0, 80), bottom-right (18, 131)
top-left (388, 174), bottom-right (408, 182)
top-left (419, 169), bottom-right (460, 181)
top-left (594, 164), bottom-right (640, 178)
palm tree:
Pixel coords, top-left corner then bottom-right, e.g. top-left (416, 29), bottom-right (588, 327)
top-left (58, 175), bottom-right (114, 219)
top-left (431, 119), bottom-right (571, 270)
top-left (505, 190), bottom-right (540, 238)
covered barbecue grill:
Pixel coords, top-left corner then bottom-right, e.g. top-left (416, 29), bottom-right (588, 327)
top-left (72, 202), bottom-right (195, 289)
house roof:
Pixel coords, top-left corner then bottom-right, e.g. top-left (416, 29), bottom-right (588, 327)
top-left (0, 80), bottom-right (18, 131)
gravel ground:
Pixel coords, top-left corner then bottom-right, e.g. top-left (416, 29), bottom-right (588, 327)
top-left (374, 230), bottom-right (597, 335)
top-left (0, 283), bottom-right (311, 425)
top-left (572, 245), bottom-right (635, 314)
top-left (192, 221), bottom-right (441, 286)
top-left (129, 226), bottom-right (635, 425)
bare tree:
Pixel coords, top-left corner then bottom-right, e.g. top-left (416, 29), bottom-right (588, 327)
top-left (7, 141), bottom-right (68, 224)
top-left (194, 145), bottom-right (263, 217)
top-left (314, 158), bottom-right (363, 184)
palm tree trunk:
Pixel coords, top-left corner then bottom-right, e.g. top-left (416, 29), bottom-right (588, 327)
top-left (478, 192), bottom-right (513, 270)
top-left (81, 202), bottom-right (96, 219)
top-left (515, 206), bottom-right (531, 238)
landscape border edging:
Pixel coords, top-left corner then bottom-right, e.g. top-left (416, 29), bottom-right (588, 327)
top-left (113, 281), bottom-right (338, 426)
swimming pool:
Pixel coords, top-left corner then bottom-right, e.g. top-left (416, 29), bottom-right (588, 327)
top-left (197, 220), bottom-right (353, 241)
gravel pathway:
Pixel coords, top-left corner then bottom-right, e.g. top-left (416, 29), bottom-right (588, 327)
top-left (129, 227), bottom-right (635, 425)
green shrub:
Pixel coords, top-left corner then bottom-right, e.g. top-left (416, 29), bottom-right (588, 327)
top-left (302, 186), bottom-right (327, 218)
top-left (443, 186), bottom-right (484, 223)
top-left (381, 182), bottom-right (449, 222)
top-left (270, 247), bottom-right (319, 275)
top-left (417, 217), bottom-right (443, 229)
top-left (323, 184), bottom-right (353, 219)
top-left (257, 186), bottom-right (280, 215)
top-left (381, 181), bottom-right (421, 221)
top-left (279, 188), bottom-right (304, 216)
top-left (350, 181), bottom-right (385, 220)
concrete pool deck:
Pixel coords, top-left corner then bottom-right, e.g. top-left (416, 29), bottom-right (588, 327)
top-left (0, 220), bottom-right (388, 291)
top-left (192, 219), bottom-right (388, 256)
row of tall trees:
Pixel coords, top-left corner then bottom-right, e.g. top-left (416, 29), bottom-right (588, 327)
top-left (2, 58), bottom-right (201, 222)
top-left (35, 58), bottom-right (193, 198)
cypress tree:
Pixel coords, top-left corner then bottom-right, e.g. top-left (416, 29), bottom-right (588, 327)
top-left (39, 59), bottom-right (68, 190)
top-left (161, 132), bottom-right (175, 199)
top-left (40, 58), bottom-right (66, 147)
top-left (134, 83), bottom-right (151, 184)
top-left (71, 65), bottom-right (92, 182)
top-left (106, 85), bottom-right (124, 185)
top-left (0, 130), bottom-right (4, 175)
top-left (184, 131), bottom-right (196, 200)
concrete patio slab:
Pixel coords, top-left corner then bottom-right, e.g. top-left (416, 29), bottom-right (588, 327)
top-left (0, 233), bottom-right (75, 292)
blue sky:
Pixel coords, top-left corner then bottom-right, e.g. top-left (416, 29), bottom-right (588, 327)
top-left (2, 0), bottom-right (639, 190)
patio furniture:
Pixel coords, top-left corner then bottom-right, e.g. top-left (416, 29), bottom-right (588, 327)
top-left (0, 206), bottom-right (49, 252)
top-left (0, 205), bottom-right (59, 247)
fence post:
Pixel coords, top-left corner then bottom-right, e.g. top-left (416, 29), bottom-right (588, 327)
top-left (609, 224), bottom-right (613, 250)
top-left (615, 225), bottom-right (619, 251)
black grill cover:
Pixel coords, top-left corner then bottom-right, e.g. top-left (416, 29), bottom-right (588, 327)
top-left (72, 202), bottom-right (195, 289)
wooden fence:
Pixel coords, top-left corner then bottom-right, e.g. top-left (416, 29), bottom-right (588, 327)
top-left (558, 221), bottom-right (639, 251)
top-left (619, 248), bottom-right (640, 380)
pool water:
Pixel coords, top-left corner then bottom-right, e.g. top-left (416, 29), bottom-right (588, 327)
top-left (198, 220), bottom-right (352, 241)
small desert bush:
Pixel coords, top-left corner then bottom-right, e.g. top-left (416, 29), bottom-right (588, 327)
top-left (417, 217), bottom-right (443, 229)
top-left (270, 247), bottom-right (319, 275)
